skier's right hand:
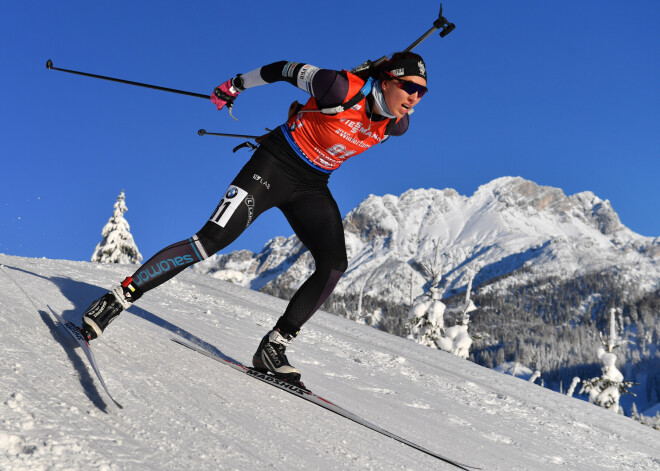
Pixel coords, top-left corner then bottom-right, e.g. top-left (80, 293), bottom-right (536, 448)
top-left (211, 79), bottom-right (240, 111)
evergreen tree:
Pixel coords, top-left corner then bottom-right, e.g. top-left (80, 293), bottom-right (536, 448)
top-left (406, 245), bottom-right (475, 359)
top-left (529, 370), bottom-right (541, 384)
top-left (580, 308), bottom-right (635, 413)
top-left (631, 402), bottom-right (641, 423)
top-left (91, 190), bottom-right (143, 264)
top-left (443, 272), bottom-right (476, 359)
top-left (407, 284), bottom-right (448, 349)
top-left (566, 377), bottom-right (581, 397)
top-left (407, 239), bottom-right (453, 350)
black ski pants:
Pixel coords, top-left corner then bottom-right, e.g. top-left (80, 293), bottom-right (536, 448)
top-left (128, 143), bottom-right (348, 336)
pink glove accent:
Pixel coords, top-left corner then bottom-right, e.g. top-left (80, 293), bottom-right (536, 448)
top-left (211, 79), bottom-right (240, 110)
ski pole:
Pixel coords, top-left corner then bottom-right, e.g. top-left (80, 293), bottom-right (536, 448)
top-left (197, 129), bottom-right (259, 139)
top-left (46, 59), bottom-right (210, 100)
top-left (198, 129), bottom-right (261, 153)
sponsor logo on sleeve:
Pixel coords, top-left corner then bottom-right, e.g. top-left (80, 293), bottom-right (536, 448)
top-left (282, 62), bottom-right (299, 78)
top-left (296, 64), bottom-right (320, 93)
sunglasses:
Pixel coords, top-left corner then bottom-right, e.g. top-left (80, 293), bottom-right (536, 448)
top-left (384, 71), bottom-right (428, 97)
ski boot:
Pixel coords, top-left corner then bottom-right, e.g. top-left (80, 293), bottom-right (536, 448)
top-left (80, 277), bottom-right (140, 341)
top-left (252, 328), bottom-right (304, 386)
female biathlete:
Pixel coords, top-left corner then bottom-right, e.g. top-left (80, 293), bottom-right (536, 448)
top-left (80, 52), bottom-right (428, 384)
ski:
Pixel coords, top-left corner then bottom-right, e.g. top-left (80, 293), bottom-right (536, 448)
top-left (47, 305), bottom-right (123, 409)
top-left (0, 265), bottom-right (122, 409)
top-left (171, 335), bottom-right (479, 470)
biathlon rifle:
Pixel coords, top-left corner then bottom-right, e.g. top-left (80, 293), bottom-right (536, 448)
top-left (351, 3), bottom-right (455, 75)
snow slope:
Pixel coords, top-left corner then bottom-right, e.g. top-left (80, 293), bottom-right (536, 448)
top-left (1, 253), bottom-right (658, 471)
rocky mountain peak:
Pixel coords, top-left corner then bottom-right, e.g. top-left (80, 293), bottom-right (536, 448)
top-left (193, 177), bottom-right (656, 307)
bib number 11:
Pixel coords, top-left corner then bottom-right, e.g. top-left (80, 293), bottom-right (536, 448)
top-left (209, 185), bottom-right (248, 228)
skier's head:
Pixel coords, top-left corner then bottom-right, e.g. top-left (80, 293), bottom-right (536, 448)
top-left (379, 52), bottom-right (428, 119)
top-left (382, 52), bottom-right (428, 82)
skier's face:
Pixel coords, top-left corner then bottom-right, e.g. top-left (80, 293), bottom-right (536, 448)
top-left (381, 75), bottom-right (427, 119)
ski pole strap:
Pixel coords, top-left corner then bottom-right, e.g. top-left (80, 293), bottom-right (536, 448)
top-left (319, 77), bottom-right (373, 115)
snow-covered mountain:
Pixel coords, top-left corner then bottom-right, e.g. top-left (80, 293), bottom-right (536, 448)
top-left (193, 176), bottom-right (659, 307)
top-left (1, 253), bottom-right (658, 470)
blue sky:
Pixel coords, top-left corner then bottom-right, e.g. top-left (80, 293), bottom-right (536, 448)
top-left (1, 1), bottom-right (658, 262)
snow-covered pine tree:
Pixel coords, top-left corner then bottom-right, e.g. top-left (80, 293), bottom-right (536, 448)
top-left (652, 413), bottom-right (660, 431)
top-left (406, 240), bottom-right (448, 349)
top-left (407, 284), bottom-right (448, 348)
top-left (579, 308), bottom-right (635, 413)
top-left (406, 242), bottom-right (476, 360)
top-left (631, 403), bottom-right (641, 423)
top-left (566, 377), bottom-right (581, 397)
top-left (443, 271), bottom-right (477, 359)
top-left (91, 190), bottom-right (143, 264)
top-left (528, 370), bottom-right (541, 384)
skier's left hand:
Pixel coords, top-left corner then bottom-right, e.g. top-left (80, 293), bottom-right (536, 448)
top-left (211, 79), bottom-right (240, 111)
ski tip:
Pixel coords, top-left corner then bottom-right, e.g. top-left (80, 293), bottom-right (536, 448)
top-left (46, 59), bottom-right (53, 69)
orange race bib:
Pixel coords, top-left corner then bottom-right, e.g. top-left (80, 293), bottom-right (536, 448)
top-left (285, 72), bottom-right (395, 172)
